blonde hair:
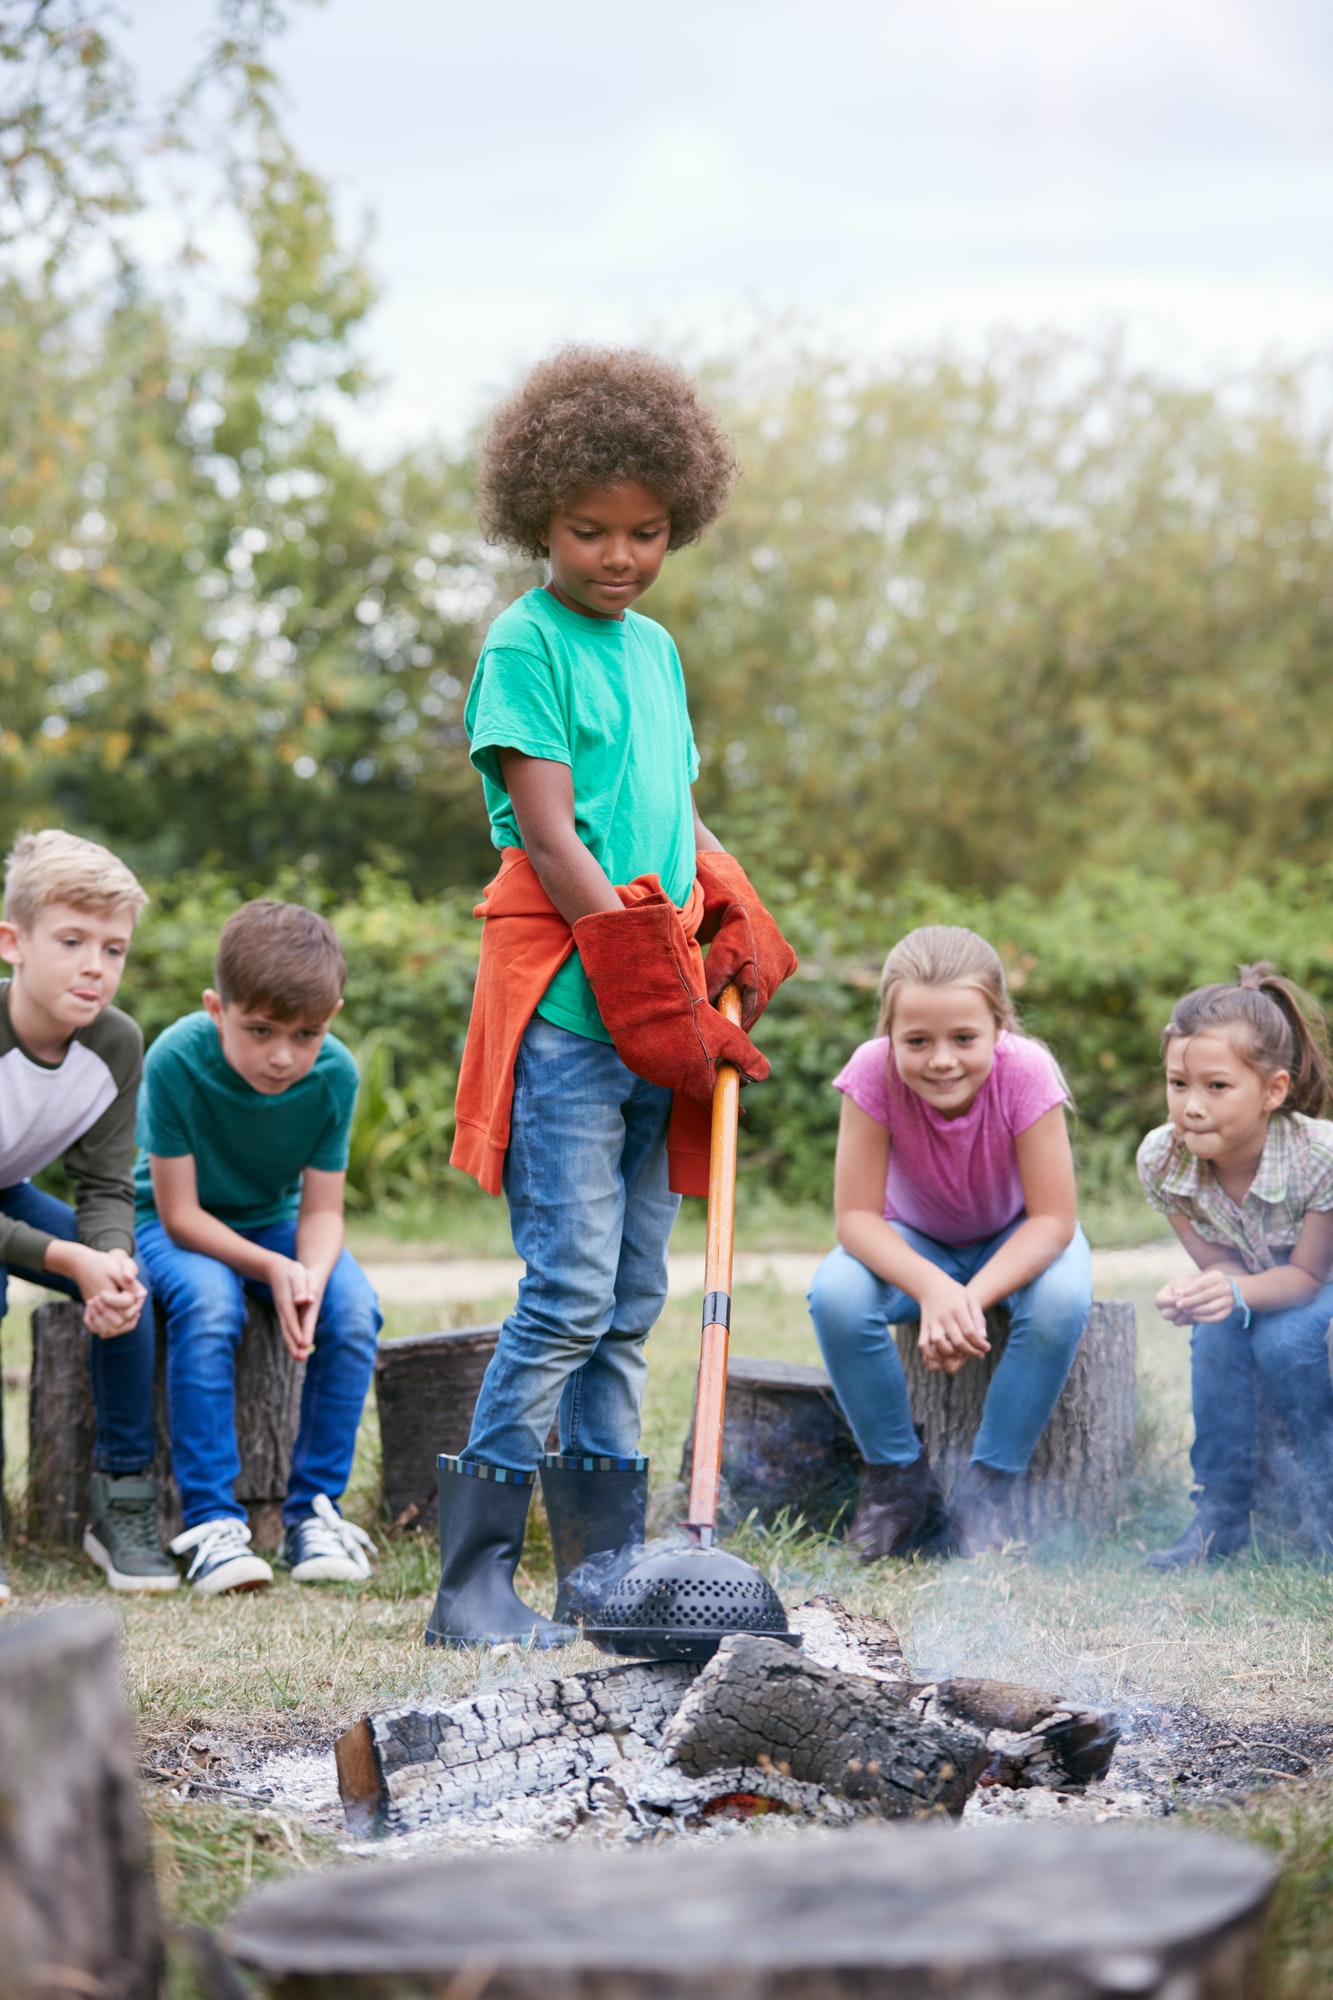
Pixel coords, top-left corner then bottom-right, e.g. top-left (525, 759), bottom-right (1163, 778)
top-left (3, 830), bottom-right (148, 931)
top-left (875, 925), bottom-right (1015, 1037)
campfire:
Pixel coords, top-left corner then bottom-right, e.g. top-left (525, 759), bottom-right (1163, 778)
top-left (330, 1596), bottom-right (1121, 1844)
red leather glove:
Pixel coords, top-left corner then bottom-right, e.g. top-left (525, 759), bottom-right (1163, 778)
top-left (695, 851), bottom-right (798, 1028)
top-left (573, 892), bottom-right (770, 1105)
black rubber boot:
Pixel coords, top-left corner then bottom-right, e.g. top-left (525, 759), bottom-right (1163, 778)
top-left (539, 1453), bottom-right (650, 1621)
top-left (951, 1460), bottom-right (1022, 1555)
top-left (424, 1457), bottom-right (576, 1648)
top-left (846, 1456), bottom-right (951, 1562)
top-left (1148, 1505), bottom-right (1251, 1570)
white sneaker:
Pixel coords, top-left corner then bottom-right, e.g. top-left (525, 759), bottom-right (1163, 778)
top-left (281, 1493), bottom-right (376, 1583)
top-left (170, 1517), bottom-right (273, 1595)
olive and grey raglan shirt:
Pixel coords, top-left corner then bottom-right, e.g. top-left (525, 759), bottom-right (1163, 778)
top-left (0, 979), bottom-right (142, 1272)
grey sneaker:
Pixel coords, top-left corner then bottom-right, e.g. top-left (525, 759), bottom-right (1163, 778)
top-left (281, 1494), bottom-right (375, 1583)
top-left (83, 1473), bottom-right (180, 1593)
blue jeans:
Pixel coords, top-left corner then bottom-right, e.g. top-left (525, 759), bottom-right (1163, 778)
top-left (465, 1015), bottom-right (680, 1473)
top-left (1190, 1286), bottom-right (1333, 1511)
top-left (1, 1182), bottom-right (156, 1473)
top-left (136, 1218), bottom-right (381, 1528)
top-left (808, 1220), bottom-right (1093, 1473)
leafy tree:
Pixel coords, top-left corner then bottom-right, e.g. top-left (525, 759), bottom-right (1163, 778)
top-left (6, 11), bottom-right (1333, 901)
top-left (654, 343), bottom-right (1333, 892)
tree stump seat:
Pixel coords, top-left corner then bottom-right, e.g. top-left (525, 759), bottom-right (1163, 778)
top-left (227, 1820), bottom-right (1274, 1998)
top-left (897, 1297), bottom-right (1138, 1537)
top-left (0, 1607), bottom-right (162, 2000)
top-left (27, 1294), bottom-right (304, 1550)
top-left (682, 1300), bottom-right (1138, 1539)
top-left (373, 1323), bottom-right (502, 1532)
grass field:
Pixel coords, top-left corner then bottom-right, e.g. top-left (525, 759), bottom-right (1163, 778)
top-left (5, 1228), bottom-right (1333, 1995)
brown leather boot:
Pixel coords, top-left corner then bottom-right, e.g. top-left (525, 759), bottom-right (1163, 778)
top-left (951, 1460), bottom-right (1021, 1555)
top-left (846, 1457), bottom-right (951, 1562)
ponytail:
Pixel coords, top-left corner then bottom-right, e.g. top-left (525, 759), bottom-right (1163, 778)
top-left (1163, 961), bottom-right (1331, 1118)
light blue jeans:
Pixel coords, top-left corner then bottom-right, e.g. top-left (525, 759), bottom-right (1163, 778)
top-left (465, 1016), bottom-right (680, 1473)
top-left (136, 1218), bottom-right (381, 1529)
top-left (808, 1219), bottom-right (1092, 1473)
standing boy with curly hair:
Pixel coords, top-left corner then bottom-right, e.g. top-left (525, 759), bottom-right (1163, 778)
top-left (428, 346), bottom-right (797, 1648)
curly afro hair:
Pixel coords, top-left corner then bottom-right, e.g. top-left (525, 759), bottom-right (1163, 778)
top-left (478, 345), bottom-right (738, 557)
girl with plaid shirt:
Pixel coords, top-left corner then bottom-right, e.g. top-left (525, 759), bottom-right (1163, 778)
top-left (1138, 963), bottom-right (1333, 1568)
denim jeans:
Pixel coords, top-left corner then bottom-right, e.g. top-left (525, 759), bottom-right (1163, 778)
top-left (0, 1182), bottom-right (156, 1472)
top-left (465, 1015), bottom-right (679, 1473)
top-left (1190, 1285), bottom-right (1333, 1511)
top-left (808, 1219), bottom-right (1093, 1474)
top-left (135, 1218), bottom-right (381, 1529)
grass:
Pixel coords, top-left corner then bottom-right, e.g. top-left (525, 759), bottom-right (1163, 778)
top-left (346, 1178), bottom-right (1173, 1263)
top-left (4, 1241), bottom-right (1333, 1994)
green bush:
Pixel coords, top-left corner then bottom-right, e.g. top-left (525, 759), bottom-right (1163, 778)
top-left (120, 861), bottom-right (1333, 1216)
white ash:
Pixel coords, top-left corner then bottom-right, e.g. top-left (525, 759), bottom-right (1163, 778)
top-left (784, 1594), bottom-right (910, 1681)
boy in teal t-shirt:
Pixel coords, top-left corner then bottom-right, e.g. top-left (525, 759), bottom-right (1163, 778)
top-left (426, 348), bottom-right (797, 1649)
top-left (135, 901), bottom-right (380, 1595)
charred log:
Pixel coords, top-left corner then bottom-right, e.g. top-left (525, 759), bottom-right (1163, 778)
top-left (662, 1632), bottom-right (986, 1816)
top-left (920, 1677), bottom-right (1121, 1790)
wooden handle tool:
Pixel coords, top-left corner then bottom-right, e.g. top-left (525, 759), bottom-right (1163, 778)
top-left (686, 981), bottom-right (742, 1547)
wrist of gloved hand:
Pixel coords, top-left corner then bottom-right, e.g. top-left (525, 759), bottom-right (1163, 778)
top-left (573, 893), bottom-right (770, 1105)
top-left (694, 851), bottom-right (798, 1027)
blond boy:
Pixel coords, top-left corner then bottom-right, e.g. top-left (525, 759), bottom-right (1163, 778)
top-left (0, 831), bottom-right (176, 1597)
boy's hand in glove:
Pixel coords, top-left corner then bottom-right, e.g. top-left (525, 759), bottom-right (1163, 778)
top-left (574, 891), bottom-right (770, 1104)
top-left (694, 851), bottom-right (798, 1028)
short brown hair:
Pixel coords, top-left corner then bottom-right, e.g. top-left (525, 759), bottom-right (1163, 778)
top-left (4, 829), bottom-right (148, 930)
top-left (478, 345), bottom-right (738, 557)
top-left (215, 901), bottom-right (345, 1021)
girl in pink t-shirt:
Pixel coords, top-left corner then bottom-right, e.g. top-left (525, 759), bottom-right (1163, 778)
top-left (807, 925), bottom-right (1091, 1558)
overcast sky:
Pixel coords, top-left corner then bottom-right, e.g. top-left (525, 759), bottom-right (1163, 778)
top-left (128, 0), bottom-right (1333, 451)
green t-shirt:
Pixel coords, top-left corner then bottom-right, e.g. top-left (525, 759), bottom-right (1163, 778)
top-left (133, 1012), bottom-right (360, 1230)
top-left (465, 587), bottom-right (700, 1042)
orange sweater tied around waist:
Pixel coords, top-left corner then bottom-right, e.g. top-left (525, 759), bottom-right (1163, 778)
top-left (450, 849), bottom-right (713, 1200)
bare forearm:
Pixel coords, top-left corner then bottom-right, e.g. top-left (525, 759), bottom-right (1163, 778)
top-left (526, 828), bottom-right (621, 924)
top-left (1236, 1263), bottom-right (1324, 1312)
top-left (693, 809), bottom-right (725, 856)
top-left (159, 1202), bottom-right (273, 1281)
top-left (967, 1216), bottom-right (1074, 1312)
top-left (837, 1208), bottom-right (947, 1300)
top-left (296, 1209), bottom-right (344, 1286)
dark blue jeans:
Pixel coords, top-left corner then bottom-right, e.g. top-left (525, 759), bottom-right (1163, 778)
top-left (1190, 1286), bottom-right (1333, 1511)
top-left (136, 1217), bottom-right (382, 1529)
top-left (0, 1182), bottom-right (157, 1472)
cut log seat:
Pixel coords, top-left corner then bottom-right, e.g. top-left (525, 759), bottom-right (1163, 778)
top-left (681, 1300), bottom-right (1137, 1541)
top-left (227, 1819), bottom-right (1274, 1999)
top-left (0, 1607), bottom-right (162, 2000)
top-left (373, 1323), bottom-right (502, 1531)
top-left (27, 1295), bottom-right (303, 1550)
